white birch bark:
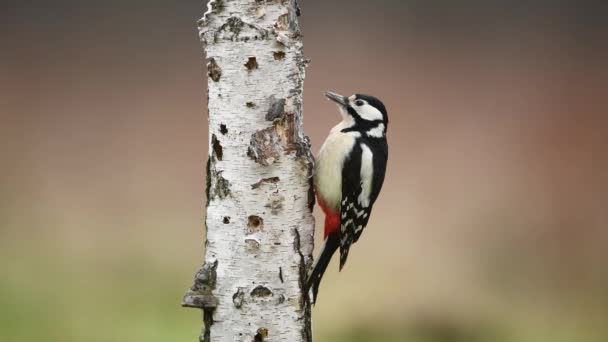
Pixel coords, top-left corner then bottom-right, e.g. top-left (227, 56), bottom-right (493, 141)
top-left (183, 0), bottom-right (315, 341)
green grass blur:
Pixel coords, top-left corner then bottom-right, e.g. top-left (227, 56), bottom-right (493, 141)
top-left (2, 234), bottom-right (607, 342)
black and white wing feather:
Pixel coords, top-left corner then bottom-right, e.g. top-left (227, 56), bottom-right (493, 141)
top-left (338, 140), bottom-right (387, 269)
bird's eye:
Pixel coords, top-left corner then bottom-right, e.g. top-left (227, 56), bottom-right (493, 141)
top-left (355, 100), bottom-right (364, 106)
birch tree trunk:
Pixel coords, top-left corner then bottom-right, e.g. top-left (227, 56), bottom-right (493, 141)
top-left (182, 0), bottom-right (315, 341)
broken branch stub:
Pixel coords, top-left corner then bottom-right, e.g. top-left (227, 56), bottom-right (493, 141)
top-left (182, 259), bottom-right (219, 309)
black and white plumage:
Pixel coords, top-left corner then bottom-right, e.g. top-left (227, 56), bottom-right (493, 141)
top-left (305, 91), bottom-right (388, 304)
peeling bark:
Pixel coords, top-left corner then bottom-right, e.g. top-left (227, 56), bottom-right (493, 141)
top-left (184, 0), bottom-right (314, 341)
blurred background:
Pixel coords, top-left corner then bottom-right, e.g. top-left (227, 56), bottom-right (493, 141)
top-left (1, 0), bottom-right (607, 341)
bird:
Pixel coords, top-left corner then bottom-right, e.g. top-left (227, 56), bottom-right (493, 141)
top-left (305, 91), bottom-right (389, 304)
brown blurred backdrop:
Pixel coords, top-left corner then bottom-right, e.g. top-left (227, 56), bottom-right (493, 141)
top-left (1, 1), bottom-right (608, 341)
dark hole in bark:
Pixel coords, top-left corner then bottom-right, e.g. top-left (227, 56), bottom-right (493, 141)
top-left (223, 216), bottom-right (230, 224)
top-left (273, 51), bottom-right (285, 60)
top-left (250, 285), bottom-right (272, 297)
top-left (253, 328), bottom-right (268, 342)
top-left (278, 267), bottom-right (284, 283)
top-left (245, 57), bottom-right (258, 71)
top-left (208, 58), bottom-right (222, 82)
top-left (246, 102), bottom-right (256, 108)
top-left (211, 134), bottom-right (223, 161)
top-left (219, 124), bottom-right (228, 135)
top-left (247, 215), bottom-right (264, 233)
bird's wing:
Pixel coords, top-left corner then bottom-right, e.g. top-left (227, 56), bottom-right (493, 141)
top-left (338, 142), bottom-right (374, 270)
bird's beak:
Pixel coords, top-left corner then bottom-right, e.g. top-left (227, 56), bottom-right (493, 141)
top-left (325, 91), bottom-right (348, 107)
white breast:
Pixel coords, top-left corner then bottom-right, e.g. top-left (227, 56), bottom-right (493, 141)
top-left (314, 121), bottom-right (359, 212)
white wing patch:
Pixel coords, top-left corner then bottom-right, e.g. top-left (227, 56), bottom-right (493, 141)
top-left (358, 143), bottom-right (374, 208)
top-left (338, 142), bottom-right (376, 269)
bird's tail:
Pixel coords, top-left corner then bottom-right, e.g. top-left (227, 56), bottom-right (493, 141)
top-left (305, 234), bottom-right (340, 304)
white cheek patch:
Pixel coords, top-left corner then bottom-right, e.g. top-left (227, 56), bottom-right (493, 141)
top-left (357, 104), bottom-right (384, 121)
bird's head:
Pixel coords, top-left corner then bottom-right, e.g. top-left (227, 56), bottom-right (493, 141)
top-left (325, 91), bottom-right (388, 137)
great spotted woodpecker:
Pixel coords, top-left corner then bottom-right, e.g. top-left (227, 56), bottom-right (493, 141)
top-left (306, 91), bottom-right (388, 303)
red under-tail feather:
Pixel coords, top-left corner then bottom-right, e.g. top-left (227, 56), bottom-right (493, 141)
top-left (304, 193), bottom-right (341, 303)
top-left (317, 196), bottom-right (340, 238)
